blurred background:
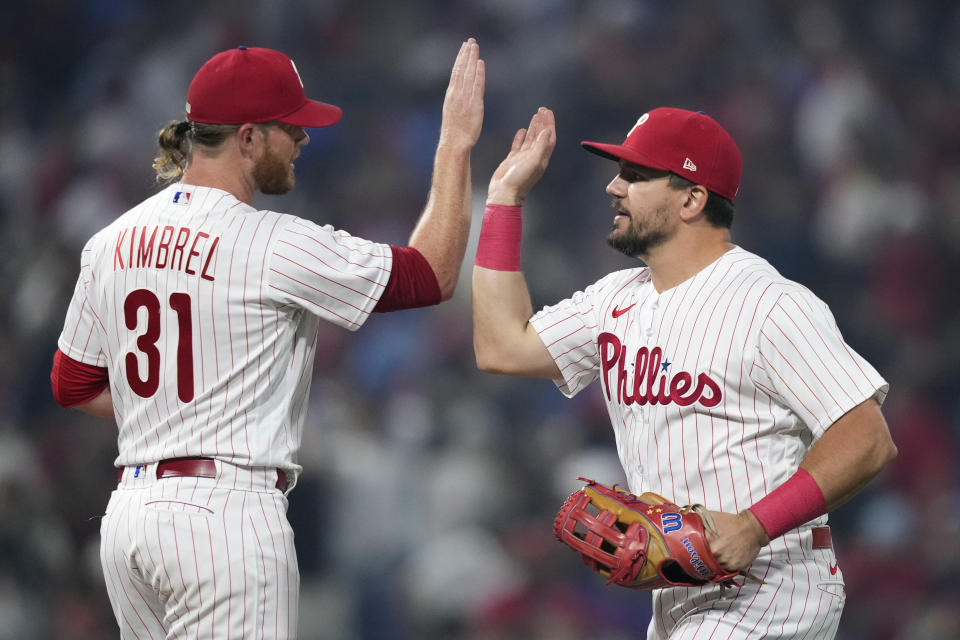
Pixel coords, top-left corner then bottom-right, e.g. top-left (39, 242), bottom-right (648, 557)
top-left (2, 0), bottom-right (958, 638)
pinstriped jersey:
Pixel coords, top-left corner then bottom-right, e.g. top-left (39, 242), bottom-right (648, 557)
top-left (58, 183), bottom-right (392, 473)
top-left (530, 246), bottom-right (887, 522)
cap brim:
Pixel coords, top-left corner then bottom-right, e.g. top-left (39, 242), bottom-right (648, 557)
top-left (581, 141), bottom-right (672, 173)
top-left (278, 99), bottom-right (342, 128)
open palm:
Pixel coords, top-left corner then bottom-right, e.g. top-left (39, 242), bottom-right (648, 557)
top-left (488, 107), bottom-right (557, 205)
top-left (440, 38), bottom-right (485, 149)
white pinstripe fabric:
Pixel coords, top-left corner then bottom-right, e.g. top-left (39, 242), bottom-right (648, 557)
top-left (103, 463), bottom-right (298, 639)
top-left (529, 246), bottom-right (885, 639)
top-left (58, 183), bottom-right (391, 472)
top-left (59, 182), bottom-right (392, 637)
top-left (648, 529), bottom-right (845, 640)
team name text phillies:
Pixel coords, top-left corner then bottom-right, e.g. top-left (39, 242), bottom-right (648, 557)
top-left (598, 332), bottom-right (722, 407)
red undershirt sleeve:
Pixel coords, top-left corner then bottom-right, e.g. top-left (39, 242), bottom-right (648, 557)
top-left (373, 245), bottom-right (442, 312)
top-left (51, 349), bottom-right (109, 407)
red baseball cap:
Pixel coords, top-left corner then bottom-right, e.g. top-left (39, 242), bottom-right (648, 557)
top-left (581, 108), bottom-right (742, 201)
top-left (185, 46), bottom-right (342, 127)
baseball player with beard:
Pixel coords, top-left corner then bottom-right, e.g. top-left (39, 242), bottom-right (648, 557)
top-left (472, 107), bottom-right (897, 638)
top-left (50, 41), bottom-right (484, 638)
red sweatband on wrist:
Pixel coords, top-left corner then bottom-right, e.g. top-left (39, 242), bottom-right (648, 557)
top-left (748, 468), bottom-right (827, 540)
top-left (475, 204), bottom-right (522, 271)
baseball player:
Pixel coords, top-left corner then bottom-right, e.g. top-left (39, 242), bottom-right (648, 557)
top-left (50, 40), bottom-right (484, 638)
top-left (472, 107), bottom-right (897, 639)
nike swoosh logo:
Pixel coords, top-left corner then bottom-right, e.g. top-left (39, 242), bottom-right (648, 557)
top-left (829, 563), bottom-right (838, 575)
top-left (611, 303), bottom-right (636, 318)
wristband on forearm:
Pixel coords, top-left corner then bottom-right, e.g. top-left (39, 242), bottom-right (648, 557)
top-left (747, 468), bottom-right (827, 540)
top-left (475, 204), bottom-right (522, 271)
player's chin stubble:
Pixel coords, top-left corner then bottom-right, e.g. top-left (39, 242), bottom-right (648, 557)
top-left (254, 147), bottom-right (295, 195)
top-left (606, 204), bottom-right (671, 259)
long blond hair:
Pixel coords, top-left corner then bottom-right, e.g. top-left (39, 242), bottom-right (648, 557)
top-left (152, 120), bottom-right (240, 182)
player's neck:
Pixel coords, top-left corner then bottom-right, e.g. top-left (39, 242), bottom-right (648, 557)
top-left (182, 158), bottom-right (257, 206)
top-left (644, 233), bottom-right (734, 293)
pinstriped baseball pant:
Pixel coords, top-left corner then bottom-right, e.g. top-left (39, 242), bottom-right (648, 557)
top-left (100, 462), bottom-right (299, 639)
top-left (648, 532), bottom-right (845, 640)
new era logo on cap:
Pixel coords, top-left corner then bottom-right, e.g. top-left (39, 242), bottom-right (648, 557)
top-left (580, 107), bottom-right (742, 201)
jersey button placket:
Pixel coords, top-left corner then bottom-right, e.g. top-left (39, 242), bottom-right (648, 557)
top-left (645, 297), bottom-right (659, 341)
top-left (622, 312), bottom-right (647, 481)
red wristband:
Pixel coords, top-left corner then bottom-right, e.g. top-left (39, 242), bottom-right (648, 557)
top-left (475, 204), bottom-right (522, 271)
top-left (748, 468), bottom-right (827, 540)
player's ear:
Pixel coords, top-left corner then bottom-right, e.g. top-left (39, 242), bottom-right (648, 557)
top-left (235, 123), bottom-right (262, 157)
top-left (679, 184), bottom-right (709, 221)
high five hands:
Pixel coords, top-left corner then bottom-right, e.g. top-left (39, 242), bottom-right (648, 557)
top-left (488, 107), bottom-right (557, 206)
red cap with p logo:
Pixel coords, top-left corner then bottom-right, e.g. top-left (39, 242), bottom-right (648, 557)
top-left (582, 108), bottom-right (742, 201)
top-left (186, 46), bottom-right (342, 128)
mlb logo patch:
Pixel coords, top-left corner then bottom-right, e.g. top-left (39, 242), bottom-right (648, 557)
top-left (172, 190), bottom-right (192, 205)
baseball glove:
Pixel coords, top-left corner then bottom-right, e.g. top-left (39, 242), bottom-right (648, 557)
top-left (554, 478), bottom-right (758, 589)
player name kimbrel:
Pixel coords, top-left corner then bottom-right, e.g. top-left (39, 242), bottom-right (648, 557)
top-left (112, 225), bottom-right (219, 281)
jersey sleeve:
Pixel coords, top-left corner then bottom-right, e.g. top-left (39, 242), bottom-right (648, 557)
top-left (266, 217), bottom-right (393, 331)
top-left (372, 246), bottom-right (442, 312)
top-left (51, 349), bottom-right (109, 407)
top-left (57, 240), bottom-right (107, 367)
top-left (751, 289), bottom-right (888, 438)
top-left (529, 277), bottom-right (611, 398)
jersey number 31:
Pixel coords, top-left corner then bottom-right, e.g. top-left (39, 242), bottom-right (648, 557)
top-left (124, 289), bottom-right (194, 403)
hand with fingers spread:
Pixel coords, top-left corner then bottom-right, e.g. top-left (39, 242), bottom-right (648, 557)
top-left (488, 107), bottom-right (557, 206)
top-left (440, 38), bottom-right (485, 150)
top-left (408, 37), bottom-right (486, 298)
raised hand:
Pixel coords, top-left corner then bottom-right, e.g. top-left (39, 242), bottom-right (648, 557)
top-left (488, 107), bottom-right (556, 206)
top-left (439, 38), bottom-right (485, 150)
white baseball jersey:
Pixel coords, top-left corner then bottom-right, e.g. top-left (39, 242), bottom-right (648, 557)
top-left (530, 245), bottom-right (887, 639)
top-left (58, 182), bottom-right (392, 474)
top-left (59, 182), bottom-right (392, 638)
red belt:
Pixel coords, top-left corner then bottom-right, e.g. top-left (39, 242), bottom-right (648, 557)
top-left (117, 457), bottom-right (288, 491)
top-left (811, 526), bottom-right (832, 549)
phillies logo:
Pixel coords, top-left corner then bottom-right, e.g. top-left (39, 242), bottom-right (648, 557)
top-left (598, 333), bottom-right (722, 407)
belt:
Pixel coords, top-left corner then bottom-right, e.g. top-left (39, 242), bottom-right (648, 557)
top-left (117, 457), bottom-right (288, 491)
top-left (811, 526), bottom-right (832, 549)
